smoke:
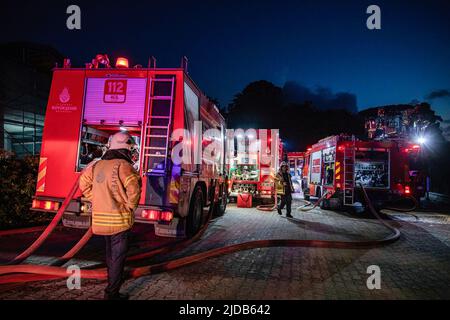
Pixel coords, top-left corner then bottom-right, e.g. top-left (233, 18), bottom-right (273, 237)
top-left (282, 81), bottom-right (357, 113)
top-left (426, 89), bottom-right (450, 100)
top-left (440, 120), bottom-right (450, 141)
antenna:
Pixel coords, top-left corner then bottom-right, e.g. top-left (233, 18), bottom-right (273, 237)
top-left (181, 56), bottom-right (188, 73)
top-left (148, 56), bottom-right (157, 68)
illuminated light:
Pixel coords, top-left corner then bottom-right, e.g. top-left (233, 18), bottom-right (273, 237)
top-left (142, 209), bottom-right (160, 220)
top-left (404, 148), bottom-right (409, 153)
top-left (307, 147), bottom-right (312, 151)
top-left (417, 137), bottom-right (426, 145)
top-left (405, 186), bottom-right (411, 194)
top-left (237, 134), bottom-right (243, 139)
top-left (120, 127), bottom-right (127, 131)
top-left (247, 134), bottom-right (254, 139)
top-left (338, 146), bottom-right (345, 151)
top-left (44, 201), bottom-right (52, 210)
top-left (336, 183), bottom-right (341, 189)
top-left (32, 199), bottom-right (39, 209)
top-left (160, 211), bottom-right (174, 222)
top-left (115, 57), bottom-right (129, 68)
top-left (412, 144), bottom-right (420, 149)
top-left (32, 199), bottom-right (59, 210)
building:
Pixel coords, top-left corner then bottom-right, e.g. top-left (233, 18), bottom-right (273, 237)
top-left (0, 42), bottom-right (64, 157)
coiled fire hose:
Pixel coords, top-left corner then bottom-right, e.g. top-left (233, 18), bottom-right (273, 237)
top-left (256, 188), bottom-right (278, 211)
top-left (0, 181), bottom-right (400, 284)
top-left (380, 195), bottom-right (419, 220)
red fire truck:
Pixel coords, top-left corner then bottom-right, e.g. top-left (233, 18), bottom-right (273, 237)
top-left (226, 129), bottom-right (282, 203)
top-left (303, 134), bottom-right (425, 209)
top-left (31, 54), bottom-right (228, 237)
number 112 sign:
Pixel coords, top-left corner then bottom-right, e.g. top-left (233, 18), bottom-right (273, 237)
top-left (103, 79), bottom-right (127, 103)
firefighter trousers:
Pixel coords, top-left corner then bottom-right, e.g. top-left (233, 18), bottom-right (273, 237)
top-left (104, 230), bottom-right (129, 297)
top-left (278, 194), bottom-right (292, 215)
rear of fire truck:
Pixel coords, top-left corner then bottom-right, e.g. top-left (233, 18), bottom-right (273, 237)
top-left (305, 134), bottom-right (424, 210)
top-left (226, 129), bottom-right (281, 204)
top-left (31, 54), bottom-right (227, 238)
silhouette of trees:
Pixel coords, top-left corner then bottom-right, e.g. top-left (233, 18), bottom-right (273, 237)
top-left (226, 80), bottom-right (364, 151)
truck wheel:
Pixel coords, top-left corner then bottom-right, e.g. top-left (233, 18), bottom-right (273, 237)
top-left (186, 186), bottom-right (204, 237)
top-left (214, 190), bottom-right (227, 216)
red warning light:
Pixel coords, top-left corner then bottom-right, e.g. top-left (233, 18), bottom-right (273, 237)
top-left (405, 186), bottom-right (411, 194)
top-left (115, 57), bottom-right (129, 68)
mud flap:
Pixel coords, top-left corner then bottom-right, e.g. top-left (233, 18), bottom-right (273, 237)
top-left (154, 217), bottom-right (186, 238)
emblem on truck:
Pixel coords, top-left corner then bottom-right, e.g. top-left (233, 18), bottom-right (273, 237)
top-left (59, 87), bottom-right (71, 103)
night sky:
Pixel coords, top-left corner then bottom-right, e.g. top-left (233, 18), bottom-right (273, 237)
top-left (2, 0), bottom-right (450, 119)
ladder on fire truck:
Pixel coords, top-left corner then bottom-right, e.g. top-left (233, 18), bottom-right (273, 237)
top-left (343, 136), bottom-right (356, 205)
top-left (142, 76), bottom-right (175, 175)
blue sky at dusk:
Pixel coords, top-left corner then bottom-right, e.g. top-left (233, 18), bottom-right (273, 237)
top-left (2, 0), bottom-right (450, 118)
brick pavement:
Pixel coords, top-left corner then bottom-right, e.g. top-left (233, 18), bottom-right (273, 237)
top-left (0, 202), bottom-right (449, 300)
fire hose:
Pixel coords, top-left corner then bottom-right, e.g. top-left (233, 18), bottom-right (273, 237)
top-left (256, 188), bottom-right (278, 211)
top-left (5, 176), bottom-right (83, 265)
top-left (380, 195), bottom-right (419, 220)
top-left (296, 191), bottom-right (332, 212)
top-left (0, 180), bottom-right (400, 285)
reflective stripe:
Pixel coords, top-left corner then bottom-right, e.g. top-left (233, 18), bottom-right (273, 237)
top-left (92, 211), bottom-right (130, 216)
top-left (93, 216), bottom-right (129, 221)
top-left (123, 174), bottom-right (139, 188)
top-left (93, 217), bottom-right (127, 222)
top-left (93, 221), bottom-right (131, 227)
top-left (80, 174), bottom-right (91, 183)
top-left (37, 167), bottom-right (47, 182)
top-left (36, 157), bottom-right (48, 192)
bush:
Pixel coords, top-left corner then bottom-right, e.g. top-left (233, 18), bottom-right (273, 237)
top-left (0, 150), bottom-right (51, 229)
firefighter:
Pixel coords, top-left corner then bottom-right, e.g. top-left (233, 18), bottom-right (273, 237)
top-left (79, 131), bottom-right (142, 300)
top-left (275, 162), bottom-right (294, 218)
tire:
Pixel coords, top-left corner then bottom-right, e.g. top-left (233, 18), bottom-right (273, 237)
top-left (186, 186), bottom-right (204, 237)
top-left (213, 188), bottom-right (227, 216)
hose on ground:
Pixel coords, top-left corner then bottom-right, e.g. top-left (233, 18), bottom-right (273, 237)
top-left (296, 191), bottom-right (331, 212)
top-left (0, 184), bottom-right (400, 284)
top-left (256, 188), bottom-right (278, 212)
top-left (380, 195), bottom-right (419, 220)
top-left (5, 176), bottom-right (82, 265)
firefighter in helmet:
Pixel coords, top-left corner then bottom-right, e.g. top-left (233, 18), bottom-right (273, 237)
top-left (80, 131), bottom-right (142, 300)
top-left (275, 162), bottom-right (294, 218)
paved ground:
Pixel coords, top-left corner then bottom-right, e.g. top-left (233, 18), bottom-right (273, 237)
top-left (0, 201), bottom-right (449, 300)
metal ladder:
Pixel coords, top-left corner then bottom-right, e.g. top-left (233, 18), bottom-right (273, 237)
top-left (142, 76), bottom-right (175, 175)
top-left (343, 137), bottom-right (356, 205)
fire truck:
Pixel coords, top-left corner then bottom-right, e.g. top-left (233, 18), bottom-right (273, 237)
top-left (30, 54), bottom-right (228, 237)
top-left (226, 129), bottom-right (282, 202)
top-left (303, 134), bottom-right (425, 209)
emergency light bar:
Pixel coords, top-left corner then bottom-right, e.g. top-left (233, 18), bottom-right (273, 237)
top-left (115, 57), bottom-right (129, 68)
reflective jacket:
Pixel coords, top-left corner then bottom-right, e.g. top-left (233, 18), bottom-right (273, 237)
top-left (80, 156), bottom-right (141, 236)
top-left (275, 171), bottom-right (294, 196)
